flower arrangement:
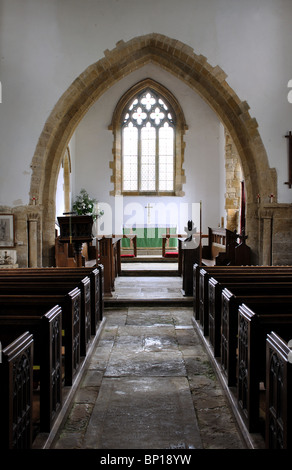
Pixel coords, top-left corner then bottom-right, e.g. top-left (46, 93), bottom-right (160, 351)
top-left (72, 188), bottom-right (104, 221)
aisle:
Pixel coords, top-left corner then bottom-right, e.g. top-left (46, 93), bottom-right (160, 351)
top-left (51, 301), bottom-right (246, 449)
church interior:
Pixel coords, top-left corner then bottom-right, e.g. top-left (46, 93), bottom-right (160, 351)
top-left (0, 0), bottom-right (292, 453)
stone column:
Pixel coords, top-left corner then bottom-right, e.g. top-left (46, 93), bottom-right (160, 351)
top-left (261, 209), bottom-right (273, 265)
top-left (28, 213), bottom-right (39, 267)
top-left (224, 130), bottom-right (242, 232)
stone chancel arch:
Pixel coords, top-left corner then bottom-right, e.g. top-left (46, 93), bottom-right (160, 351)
top-left (30, 33), bottom-right (276, 266)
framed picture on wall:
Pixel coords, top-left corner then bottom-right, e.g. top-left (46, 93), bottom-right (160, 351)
top-left (0, 214), bottom-right (15, 247)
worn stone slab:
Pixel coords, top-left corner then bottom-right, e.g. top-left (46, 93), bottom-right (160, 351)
top-left (104, 325), bottom-right (186, 377)
top-left (126, 306), bottom-right (194, 326)
top-left (83, 377), bottom-right (202, 449)
top-left (113, 276), bottom-right (185, 299)
top-left (105, 351), bottom-right (186, 377)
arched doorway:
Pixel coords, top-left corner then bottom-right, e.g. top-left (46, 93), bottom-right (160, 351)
top-left (29, 33), bottom-right (276, 266)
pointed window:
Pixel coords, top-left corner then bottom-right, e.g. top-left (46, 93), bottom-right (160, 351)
top-left (110, 79), bottom-right (187, 197)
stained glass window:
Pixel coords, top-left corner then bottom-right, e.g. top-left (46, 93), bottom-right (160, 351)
top-left (121, 88), bottom-right (175, 193)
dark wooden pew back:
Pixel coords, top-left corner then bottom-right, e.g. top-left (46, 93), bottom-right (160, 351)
top-left (0, 288), bottom-right (81, 386)
top-left (266, 332), bottom-right (292, 449)
top-left (238, 304), bottom-right (292, 433)
top-left (0, 332), bottom-right (34, 449)
top-left (221, 288), bottom-right (292, 386)
top-left (193, 263), bottom-right (292, 319)
top-left (0, 276), bottom-right (91, 357)
top-left (204, 276), bottom-right (292, 357)
top-left (0, 305), bottom-right (62, 434)
top-left (0, 266), bottom-right (103, 332)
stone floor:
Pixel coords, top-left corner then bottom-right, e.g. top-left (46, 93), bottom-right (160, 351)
top-left (121, 261), bottom-right (178, 271)
top-left (109, 275), bottom-right (190, 300)
top-left (49, 265), bottom-right (249, 450)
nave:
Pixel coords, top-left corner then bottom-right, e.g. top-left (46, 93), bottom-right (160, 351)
top-left (48, 269), bottom-right (251, 450)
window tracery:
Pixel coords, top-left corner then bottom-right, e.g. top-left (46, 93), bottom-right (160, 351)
top-left (109, 79), bottom-right (187, 197)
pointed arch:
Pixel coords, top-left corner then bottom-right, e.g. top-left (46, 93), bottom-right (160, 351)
top-left (62, 147), bottom-right (71, 213)
top-left (29, 33), bottom-right (276, 265)
top-left (109, 78), bottom-right (188, 196)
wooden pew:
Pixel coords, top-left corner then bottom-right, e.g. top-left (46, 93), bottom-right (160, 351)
top-left (96, 264), bottom-right (104, 319)
top-left (0, 275), bottom-right (91, 357)
top-left (0, 288), bottom-right (81, 386)
top-left (55, 236), bottom-right (78, 267)
top-left (97, 236), bottom-right (121, 294)
top-left (0, 264), bottom-right (104, 355)
top-left (39, 266), bottom-right (103, 325)
top-left (238, 304), bottom-right (292, 433)
top-left (195, 265), bottom-right (292, 309)
top-left (194, 266), bottom-right (292, 357)
top-left (192, 265), bottom-right (292, 445)
top-left (193, 264), bottom-right (292, 322)
top-left (0, 305), bottom-right (62, 435)
top-left (266, 332), bottom-right (292, 449)
top-left (221, 288), bottom-right (292, 386)
top-left (196, 267), bottom-right (292, 334)
top-left (0, 332), bottom-right (34, 449)
top-left (162, 235), bottom-right (188, 276)
top-left (182, 244), bottom-right (201, 296)
top-left (0, 266), bottom-right (104, 448)
top-left (202, 227), bottom-right (228, 265)
top-left (56, 266), bottom-right (103, 330)
top-left (162, 233), bottom-right (179, 258)
top-left (208, 274), bottom-right (292, 357)
top-left (193, 265), bottom-right (292, 352)
top-left (0, 266), bottom-right (103, 334)
top-left (48, 266), bottom-right (102, 331)
top-left (202, 227), bottom-right (251, 266)
top-left (118, 234), bottom-right (137, 259)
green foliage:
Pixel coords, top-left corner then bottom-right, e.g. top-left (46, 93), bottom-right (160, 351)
top-left (72, 188), bottom-right (104, 221)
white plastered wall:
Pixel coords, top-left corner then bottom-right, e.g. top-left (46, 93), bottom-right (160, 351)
top-left (0, 0), bottom-right (291, 208)
top-left (66, 64), bottom-right (225, 235)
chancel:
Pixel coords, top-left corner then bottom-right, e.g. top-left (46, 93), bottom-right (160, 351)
top-left (1, 0), bottom-right (292, 452)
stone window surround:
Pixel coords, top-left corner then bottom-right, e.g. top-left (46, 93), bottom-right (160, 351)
top-left (109, 78), bottom-right (187, 197)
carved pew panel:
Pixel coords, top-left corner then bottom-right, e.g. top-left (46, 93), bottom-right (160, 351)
top-left (266, 332), bottom-right (292, 449)
top-left (0, 306), bottom-right (62, 434)
top-left (97, 237), bottom-right (121, 294)
top-left (0, 332), bottom-right (34, 449)
top-left (0, 266), bottom-right (103, 332)
top-left (198, 273), bottom-right (292, 357)
top-left (238, 305), bottom-right (292, 433)
top-left (0, 288), bottom-right (81, 386)
top-left (0, 277), bottom-right (91, 357)
top-left (193, 264), bottom-right (292, 329)
top-left (221, 289), bottom-right (292, 386)
top-left (202, 227), bottom-right (247, 266)
top-left (208, 278), bottom-right (292, 358)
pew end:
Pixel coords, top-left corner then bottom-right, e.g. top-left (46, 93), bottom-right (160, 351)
top-left (0, 332), bottom-right (34, 449)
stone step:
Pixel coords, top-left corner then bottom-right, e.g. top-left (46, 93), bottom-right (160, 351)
top-left (120, 270), bottom-right (179, 276)
top-left (104, 298), bottom-right (193, 307)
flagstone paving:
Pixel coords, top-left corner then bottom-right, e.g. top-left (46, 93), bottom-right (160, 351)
top-left (51, 305), bottom-right (246, 449)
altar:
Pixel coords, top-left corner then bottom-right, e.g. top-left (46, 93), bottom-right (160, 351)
top-left (122, 225), bottom-right (177, 250)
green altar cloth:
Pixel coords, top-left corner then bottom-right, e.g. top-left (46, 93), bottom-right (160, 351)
top-left (122, 226), bottom-right (177, 248)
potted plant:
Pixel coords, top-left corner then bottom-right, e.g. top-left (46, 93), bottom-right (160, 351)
top-left (72, 188), bottom-right (104, 221)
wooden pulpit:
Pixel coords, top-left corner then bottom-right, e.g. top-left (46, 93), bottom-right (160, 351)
top-left (57, 215), bottom-right (94, 267)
